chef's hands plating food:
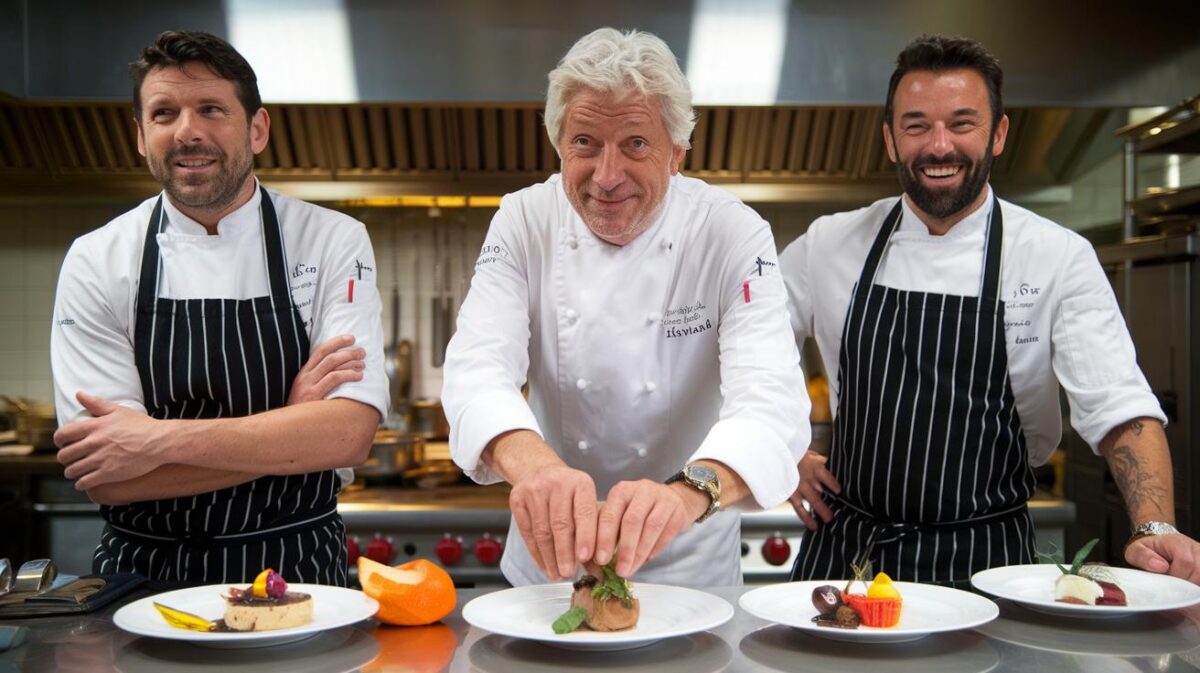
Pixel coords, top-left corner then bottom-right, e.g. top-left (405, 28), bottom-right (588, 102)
top-left (594, 479), bottom-right (697, 578)
top-left (488, 430), bottom-right (600, 581)
top-left (789, 451), bottom-right (840, 530)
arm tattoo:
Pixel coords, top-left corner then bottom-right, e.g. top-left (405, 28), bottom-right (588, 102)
top-left (1106, 442), bottom-right (1167, 518)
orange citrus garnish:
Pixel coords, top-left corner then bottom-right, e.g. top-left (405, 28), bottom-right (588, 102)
top-left (358, 557), bottom-right (457, 626)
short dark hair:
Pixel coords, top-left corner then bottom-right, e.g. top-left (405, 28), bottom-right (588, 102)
top-left (885, 34), bottom-right (1003, 130)
top-left (130, 31), bottom-right (262, 122)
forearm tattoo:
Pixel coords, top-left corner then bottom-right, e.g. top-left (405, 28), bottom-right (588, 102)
top-left (1105, 420), bottom-right (1167, 518)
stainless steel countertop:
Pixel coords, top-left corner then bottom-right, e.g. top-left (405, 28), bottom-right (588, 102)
top-left (2, 585), bottom-right (1197, 672)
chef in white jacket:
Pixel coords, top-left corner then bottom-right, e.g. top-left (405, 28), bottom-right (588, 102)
top-left (442, 28), bottom-right (809, 587)
top-left (781, 34), bottom-right (1200, 586)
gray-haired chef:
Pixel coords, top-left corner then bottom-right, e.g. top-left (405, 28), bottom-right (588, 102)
top-left (443, 27), bottom-right (809, 587)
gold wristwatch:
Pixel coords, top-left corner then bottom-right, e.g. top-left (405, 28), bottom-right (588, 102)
top-left (666, 464), bottom-right (721, 523)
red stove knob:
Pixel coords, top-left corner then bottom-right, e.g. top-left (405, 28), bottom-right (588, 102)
top-left (474, 533), bottom-right (504, 566)
top-left (435, 533), bottom-right (465, 566)
top-left (762, 532), bottom-right (791, 566)
top-left (346, 536), bottom-right (360, 565)
top-left (364, 533), bottom-right (395, 565)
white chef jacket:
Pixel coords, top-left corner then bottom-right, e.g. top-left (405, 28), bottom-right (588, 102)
top-left (51, 182), bottom-right (389, 434)
top-left (443, 173), bottom-right (810, 587)
top-left (780, 188), bottom-right (1165, 464)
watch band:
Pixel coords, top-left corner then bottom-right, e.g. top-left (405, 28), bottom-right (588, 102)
top-left (666, 466), bottom-right (721, 523)
top-left (1127, 520), bottom-right (1179, 546)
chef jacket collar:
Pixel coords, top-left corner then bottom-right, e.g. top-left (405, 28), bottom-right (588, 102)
top-left (159, 177), bottom-right (264, 238)
top-left (897, 184), bottom-right (993, 241)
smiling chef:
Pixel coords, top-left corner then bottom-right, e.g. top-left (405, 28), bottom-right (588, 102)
top-left (782, 34), bottom-right (1200, 587)
top-left (442, 27), bottom-right (810, 587)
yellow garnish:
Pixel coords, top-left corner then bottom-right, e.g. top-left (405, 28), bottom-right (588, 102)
top-left (251, 568), bottom-right (274, 598)
top-left (153, 602), bottom-right (215, 632)
top-left (867, 572), bottom-right (902, 599)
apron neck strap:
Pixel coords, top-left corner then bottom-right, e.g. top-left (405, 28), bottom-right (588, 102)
top-left (135, 187), bottom-right (295, 311)
top-left (853, 194), bottom-right (1005, 306)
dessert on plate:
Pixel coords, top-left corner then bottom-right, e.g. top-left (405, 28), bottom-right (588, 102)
top-left (222, 568), bottom-right (313, 631)
top-left (811, 546), bottom-right (903, 629)
top-left (152, 568), bottom-right (313, 633)
top-left (1050, 538), bottom-right (1128, 606)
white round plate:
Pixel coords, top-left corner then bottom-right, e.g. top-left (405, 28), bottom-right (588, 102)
top-left (115, 626), bottom-right (380, 672)
top-left (113, 584), bottom-right (379, 648)
top-left (975, 601), bottom-right (1200, 657)
top-left (739, 581), bottom-right (999, 643)
top-left (970, 564), bottom-right (1200, 618)
top-left (461, 583), bottom-right (734, 651)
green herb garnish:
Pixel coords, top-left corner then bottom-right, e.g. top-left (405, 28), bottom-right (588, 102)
top-left (592, 560), bottom-right (634, 608)
top-left (1037, 537), bottom-right (1100, 575)
top-left (552, 606), bottom-right (588, 634)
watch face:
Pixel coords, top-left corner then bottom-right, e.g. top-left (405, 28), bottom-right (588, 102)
top-left (686, 465), bottom-right (718, 483)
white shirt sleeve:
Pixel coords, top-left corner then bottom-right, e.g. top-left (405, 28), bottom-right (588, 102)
top-left (688, 203), bottom-right (810, 509)
top-left (1051, 236), bottom-right (1166, 451)
top-left (442, 203), bottom-right (543, 484)
top-left (779, 227), bottom-right (815, 343)
top-left (308, 219), bottom-right (389, 421)
top-left (51, 235), bottom-right (146, 425)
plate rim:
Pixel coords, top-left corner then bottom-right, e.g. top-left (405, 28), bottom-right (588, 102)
top-left (461, 582), bottom-right (735, 647)
top-left (112, 582), bottom-right (379, 645)
top-left (738, 580), bottom-right (1000, 640)
top-left (970, 563), bottom-right (1200, 615)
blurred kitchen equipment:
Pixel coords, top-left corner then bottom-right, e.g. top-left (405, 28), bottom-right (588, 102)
top-left (0, 559), bottom-right (11, 597)
top-left (431, 226), bottom-right (455, 367)
top-left (410, 399), bottom-right (449, 439)
top-left (354, 430), bottom-right (425, 479)
top-left (1, 396), bottom-right (57, 451)
top-left (382, 229), bottom-right (414, 426)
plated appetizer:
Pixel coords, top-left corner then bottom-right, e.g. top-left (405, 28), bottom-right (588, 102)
top-left (1050, 538), bottom-right (1127, 607)
top-left (553, 561), bottom-right (639, 634)
top-left (152, 568), bottom-right (313, 633)
top-left (811, 552), bottom-right (903, 629)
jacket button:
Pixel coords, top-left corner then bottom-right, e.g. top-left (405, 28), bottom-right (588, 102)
top-left (645, 381), bottom-right (657, 393)
top-left (578, 440), bottom-right (589, 452)
top-left (647, 312), bottom-right (661, 323)
top-left (567, 236), bottom-right (579, 249)
top-left (660, 239), bottom-right (671, 250)
top-left (564, 308), bottom-right (578, 324)
top-left (635, 446), bottom-right (648, 458)
top-left (576, 378), bottom-right (588, 390)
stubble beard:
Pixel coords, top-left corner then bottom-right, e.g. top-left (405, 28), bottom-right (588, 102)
top-left (151, 143), bottom-right (255, 215)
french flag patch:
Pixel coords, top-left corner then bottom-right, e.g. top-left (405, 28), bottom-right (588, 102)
top-left (743, 280), bottom-right (751, 303)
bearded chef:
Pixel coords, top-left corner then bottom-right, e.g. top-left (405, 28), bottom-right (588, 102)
top-left (782, 34), bottom-right (1200, 586)
top-left (442, 27), bottom-right (809, 587)
top-left (50, 31), bottom-right (386, 586)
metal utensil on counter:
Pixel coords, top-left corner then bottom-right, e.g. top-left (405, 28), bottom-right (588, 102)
top-left (0, 395), bottom-right (57, 451)
top-left (0, 559), bottom-right (12, 597)
top-left (13, 559), bottom-right (55, 594)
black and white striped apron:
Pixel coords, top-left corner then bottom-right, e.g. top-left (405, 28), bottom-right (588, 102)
top-left (792, 196), bottom-right (1036, 589)
top-left (91, 188), bottom-right (347, 587)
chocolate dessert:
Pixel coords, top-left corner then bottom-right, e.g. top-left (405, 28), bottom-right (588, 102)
top-left (222, 569), bottom-right (313, 632)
